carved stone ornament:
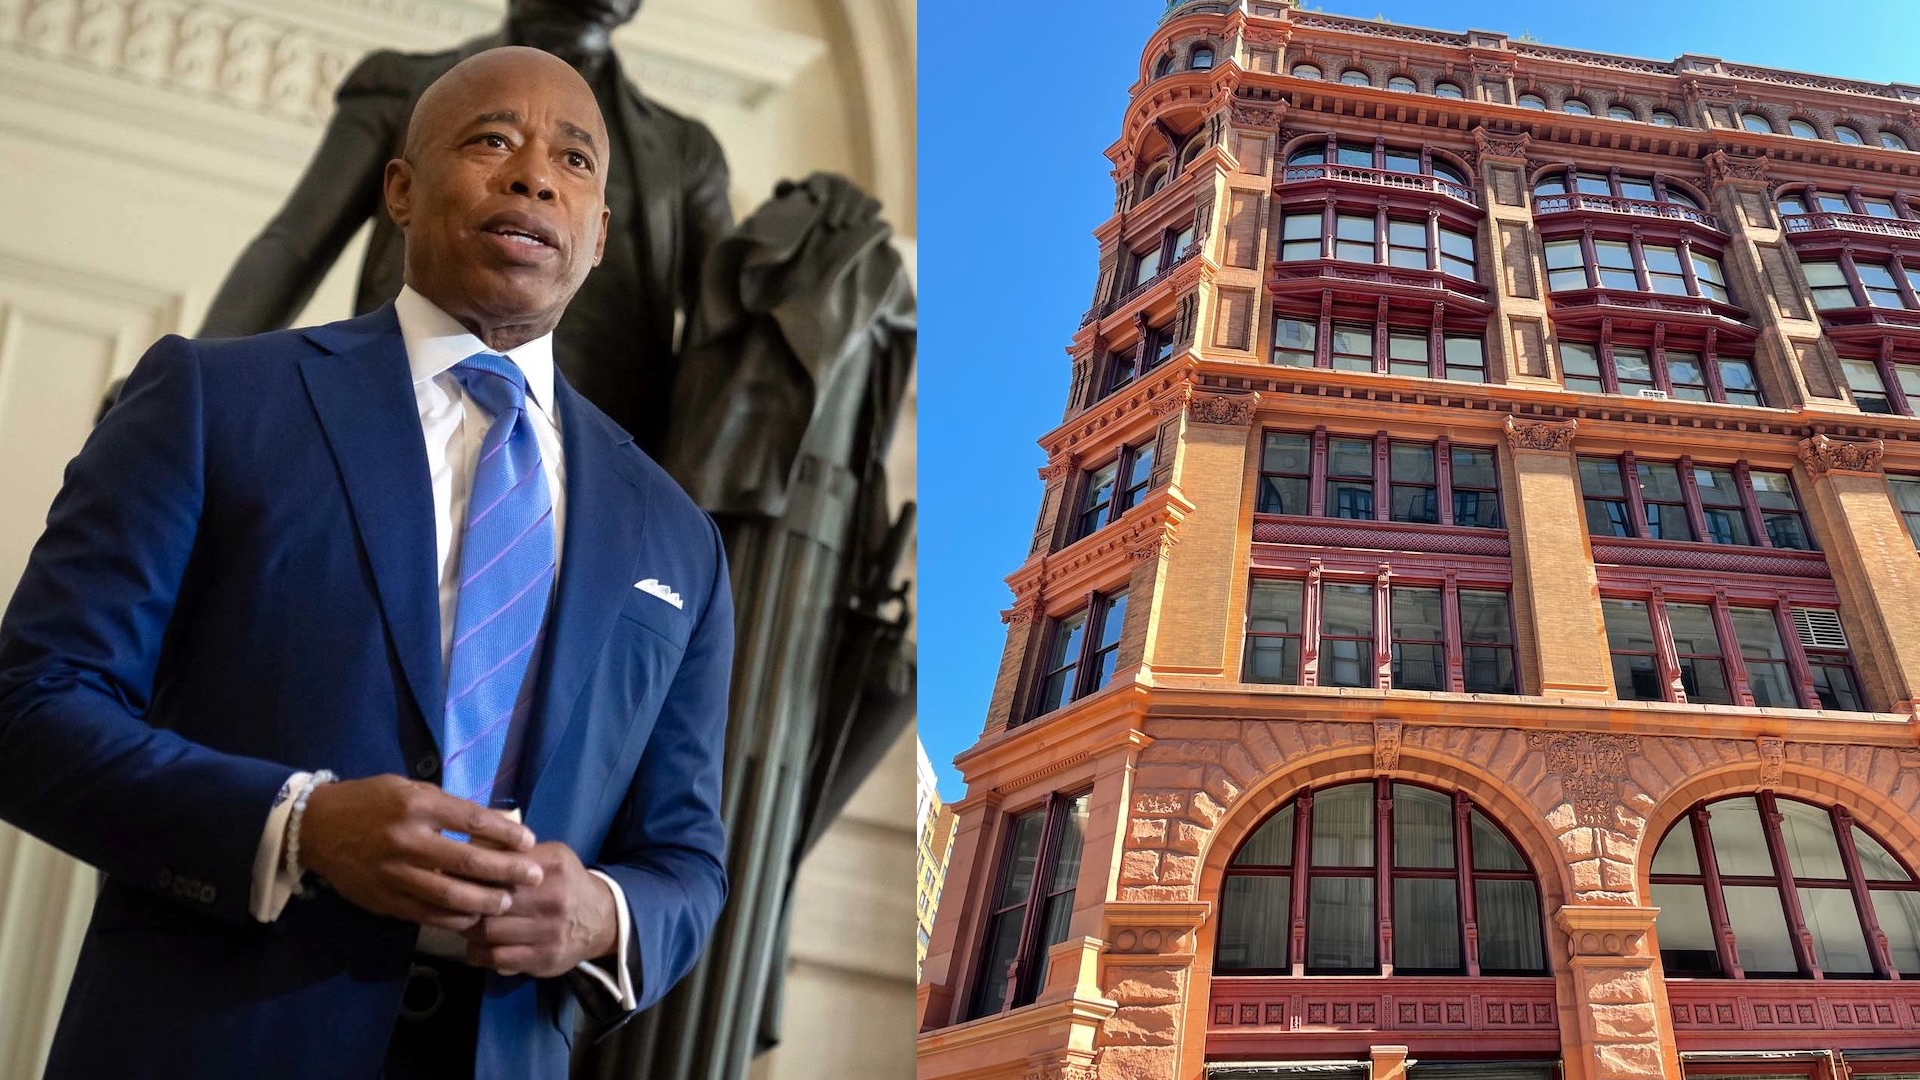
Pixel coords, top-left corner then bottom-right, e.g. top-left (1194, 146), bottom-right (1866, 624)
top-left (1798, 434), bottom-right (1885, 477)
top-left (1000, 596), bottom-right (1040, 627)
top-left (1038, 458), bottom-right (1075, 483)
top-left (1125, 520), bottom-right (1178, 563)
top-left (1107, 926), bottom-right (1191, 955)
top-left (1374, 719), bottom-right (1402, 774)
top-left (1503, 415), bottom-right (1578, 452)
top-left (1229, 99), bottom-right (1288, 129)
top-left (1527, 732), bottom-right (1640, 827)
top-left (1472, 127), bottom-right (1531, 161)
top-left (1189, 390), bottom-right (1260, 426)
top-left (1024, 1063), bottom-right (1099, 1080)
top-left (1704, 148), bottom-right (1771, 186)
top-left (1149, 381), bottom-right (1193, 416)
top-left (1757, 737), bottom-right (1785, 787)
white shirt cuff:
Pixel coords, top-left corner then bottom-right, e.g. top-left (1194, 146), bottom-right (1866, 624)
top-left (249, 771), bottom-right (311, 923)
top-left (575, 868), bottom-right (636, 1010)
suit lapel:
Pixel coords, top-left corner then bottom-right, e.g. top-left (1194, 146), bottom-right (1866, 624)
top-left (516, 376), bottom-right (651, 817)
top-left (298, 305), bottom-right (443, 745)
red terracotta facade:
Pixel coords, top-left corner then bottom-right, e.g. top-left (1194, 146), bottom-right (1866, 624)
top-left (918, 4), bottom-right (1920, 1079)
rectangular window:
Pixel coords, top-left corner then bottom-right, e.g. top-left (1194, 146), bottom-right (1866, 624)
top-left (1320, 583), bottom-right (1376, 687)
top-left (1306, 784), bottom-right (1375, 972)
top-left (1460, 589), bottom-right (1517, 693)
top-left (1794, 608), bottom-right (1863, 710)
top-left (1545, 239), bottom-right (1589, 292)
top-left (1730, 606), bottom-right (1795, 707)
top-left (1594, 239), bottom-right (1638, 290)
top-left (1117, 444), bottom-right (1156, 515)
top-left (1694, 466), bottom-right (1752, 546)
top-left (1388, 442), bottom-right (1438, 523)
top-left (1561, 341), bottom-right (1605, 393)
top-left (1843, 358), bottom-right (1895, 414)
top-left (1131, 246), bottom-right (1162, 287)
top-left (1439, 227), bottom-right (1475, 280)
top-left (1817, 192), bottom-right (1853, 215)
top-left (1170, 224), bottom-right (1195, 258)
top-left (1612, 346), bottom-right (1655, 394)
top-left (1750, 470), bottom-right (1811, 550)
top-left (1575, 171), bottom-right (1611, 196)
top-left (1329, 321), bottom-right (1373, 371)
top-left (1636, 460), bottom-right (1695, 541)
top-left (966, 792), bottom-right (1092, 1019)
top-left (1579, 456), bottom-right (1633, 536)
top-left (1334, 214), bottom-right (1376, 262)
top-left (1620, 176), bottom-right (1656, 202)
top-left (1804, 260), bottom-right (1856, 309)
top-left (1665, 350), bottom-right (1710, 401)
top-left (1667, 601), bottom-right (1733, 704)
top-left (1020, 794), bottom-right (1090, 1003)
top-left (1335, 143), bottom-right (1373, 168)
top-left (1245, 579), bottom-right (1304, 684)
top-left (1325, 437), bottom-right (1375, 519)
top-left (1144, 325), bottom-right (1177, 371)
top-left (1073, 461), bottom-right (1118, 541)
top-left (1858, 261), bottom-right (1907, 308)
top-left (1387, 219), bottom-right (1427, 268)
top-left (1451, 446), bottom-right (1502, 528)
top-left (1719, 358), bottom-right (1764, 406)
top-left (968, 809), bottom-right (1046, 1018)
top-left (1105, 344), bottom-right (1139, 393)
top-left (1603, 599), bottom-right (1663, 701)
top-left (1383, 148), bottom-right (1421, 174)
top-left (1033, 611), bottom-right (1089, 717)
top-left (1257, 433), bottom-right (1310, 514)
top-left (1889, 476), bottom-right (1920, 548)
top-left (1084, 592), bottom-right (1129, 690)
top-left (1644, 244), bottom-right (1688, 295)
top-left (1863, 196), bottom-right (1900, 219)
top-left (1443, 335), bottom-right (1487, 383)
top-left (1280, 213), bottom-right (1321, 261)
top-left (1386, 329), bottom-right (1429, 378)
top-left (1273, 316), bottom-right (1317, 366)
top-left (1390, 585), bottom-right (1444, 690)
top-left (1691, 253), bottom-right (1730, 303)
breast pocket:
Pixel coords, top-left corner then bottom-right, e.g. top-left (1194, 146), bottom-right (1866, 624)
top-left (618, 586), bottom-right (692, 653)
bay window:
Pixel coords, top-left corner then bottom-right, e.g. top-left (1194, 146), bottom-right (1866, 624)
top-left (1277, 210), bottom-right (1477, 281)
top-left (1542, 234), bottom-right (1732, 304)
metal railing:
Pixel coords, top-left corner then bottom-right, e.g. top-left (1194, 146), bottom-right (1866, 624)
top-left (1781, 211), bottom-right (1920, 240)
top-left (1534, 192), bottom-right (1720, 230)
top-left (1282, 163), bottom-right (1477, 206)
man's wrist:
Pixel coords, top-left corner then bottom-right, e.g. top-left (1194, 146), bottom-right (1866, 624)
top-left (587, 871), bottom-right (620, 961)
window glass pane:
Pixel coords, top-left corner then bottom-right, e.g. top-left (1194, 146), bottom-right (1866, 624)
top-left (1843, 359), bottom-right (1893, 411)
top-left (1775, 800), bottom-right (1846, 879)
top-left (1384, 149), bottom-right (1421, 173)
top-left (1603, 599), bottom-right (1662, 700)
top-left (1706, 796), bottom-right (1774, 876)
top-left (1271, 317), bottom-right (1317, 365)
top-left (1443, 336), bottom-right (1486, 382)
top-left (995, 812), bottom-right (1048, 907)
top-left (1518, 94), bottom-right (1545, 110)
top-left (1327, 437), bottom-right (1372, 478)
top-left (1387, 76), bottom-right (1417, 94)
top-left (1651, 111), bottom-right (1678, 127)
top-left (1886, 132), bottom-right (1911, 150)
top-left (1335, 213), bottom-right (1375, 261)
top-left (1799, 884), bottom-right (1874, 973)
top-left (1390, 442), bottom-right (1435, 483)
top-left (1322, 585), bottom-right (1375, 687)
top-left (1595, 240), bottom-right (1638, 289)
top-left (1248, 580), bottom-right (1303, 634)
top-left (1817, 192), bottom-right (1853, 214)
top-left (1854, 828), bottom-right (1914, 881)
top-left (1535, 174), bottom-right (1568, 197)
top-left (1434, 82), bottom-right (1463, 99)
top-left (1245, 635), bottom-right (1299, 684)
top-left (1652, 883), bottom-right (1723, 976)
top-left (1036, 612), bottom-right (1088, 714)
top-left (1725, 885), bottom-right (1798, 974)
top-left (1811, 661), bottom-right (1862, 711)
top-left (1394, 878), bottom-right (1461, 971)
top-left (1262, 433), bottom-right (1309, 475)
top-left (1665, 185), bottom-right (1702, 209)
top-left (1311, 784), bottom-right (1375, 867)
top-left (1749, 470), bottom-right (1799, 512)
top-left (1741, 113), bottom-right (1773, 134)
top-left (1336, 143), bottom-right (1373, 167)
top-left (1863, 196), bottom-right (1898, 218)
top-left (1291, 64), bottom-right (1321, 80)
top-left (1719, 359), bottom-right (1762, 404)
top-left (1133, 248), bottom-right (1161, 285)
top-left (1788, 118), bottom-right (1817, 139)
top-left (1730, 606), bottom-right (1794, 708)
top-left (1476, 879), bottom-right (1545, 973)
top-left (1669, 602), bottom-right (1731, 704)
top-left (1873, 891), bottom-right (1920, 974)
top-left (1836, 125), bottom-right (1866, 146)
top-left (1459, 590), bottom-right (1513, 645)
top-left (1393, 784), bottom-right (1455, 868)
top-left (1390, 589), bottom-right (1443, 690)
top-left (1652, 821), bottom-right (1701, 874)
top-left (1387, 330), bottom-right (1428, 377)
top-left (1339, 69), bottom-right (1370, 87)
top-left (1322, 583), bottom-right (1374, 639)
top-left (1086, 593), bottom-right (1128, 688)
top-left (1561, 342), bottom-right (1604, 391)
top-left (1216, 876), bottom-right (1292, 970)
top-left (1462, 646), bottom-right (1515, 694)
top-left (1431, 160), bottom-right (1469, 186)
top-left (1307, 877), bottom-right (1375, 970)
top-left (1614, 347), bottom-right (1654, 388)
top-left (1563, 99), bottom-right (1592, 116)
top-left (1047, 796), bottom-right (1090, 895)
top-left (1471, 810), bottom-right (1526, 871)
top-left (1620, 176), bottom-right (1656, 201)
top-left (1451, 447), bottom-right (1496, 490)
top-left (972, 911), bottom-right (1026, 1014)
top-left (1233, 805), bottom-right (1295, 866)
top-left (1329, 323), bottom-right (1373, 371)
top-left (1575, 171), bottom-right (1612, 195)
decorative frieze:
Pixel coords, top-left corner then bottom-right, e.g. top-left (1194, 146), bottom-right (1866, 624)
top-left (1528, 731), bottom-right (1639, 827)
top-left (1503, 415), bottom-right (1578, 452)
top-left (1704, 148), bottom-right (1771, 187)
top-left (1470, 127), bottom-right (1530, 162)
top-left (1228, 98), bottom-right (1286, 129)
top-left (1798, 434), bottom-right (1885, 477)
top-left (1188, 390), bottom-right (1259, 426)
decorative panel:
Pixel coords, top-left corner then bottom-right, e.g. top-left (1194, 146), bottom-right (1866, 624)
top-left (1500, 222), bottom-right (1537, 297)
top-left (1796, 338), bottom-right (1841, 399)
top-left (1214, 286), bottom-right (1255, 351)
top-left (1224, 192), bottom-right (1263, 269)
top-left (1740, 190), bottom-right (1773, 229)
top-left (1489, 165), bottom-right (1524, 207)
top-left (1511, 317), bottom-right (1549, 378)
top-left (1246, 47), bottom-right (1278, 74)
top-left (1757, 244), bottom-right (1808, 319)
top-left (1235, 134), bottom-right (1272, 175)
top-left (1481, 79), bottom-right (1509, 104)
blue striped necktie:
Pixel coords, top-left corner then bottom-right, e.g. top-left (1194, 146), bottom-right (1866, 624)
top-left (441, 351), bottom-right (556, 811)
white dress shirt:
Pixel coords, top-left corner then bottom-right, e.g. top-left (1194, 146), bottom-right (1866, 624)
top-left (248, 286), bottom-right (634, 1008)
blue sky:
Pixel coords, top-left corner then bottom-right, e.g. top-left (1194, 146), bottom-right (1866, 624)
top-left (916, 0), bottom-right (1920, 801)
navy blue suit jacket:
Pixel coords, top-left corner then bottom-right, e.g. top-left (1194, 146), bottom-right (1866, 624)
top-left (0, 304), bottom-right (732, 1079)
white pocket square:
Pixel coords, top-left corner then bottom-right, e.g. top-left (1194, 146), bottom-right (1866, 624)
top-left (634, 578), bottom-right (684, 610)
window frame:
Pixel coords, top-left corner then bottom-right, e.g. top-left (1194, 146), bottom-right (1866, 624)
top-left (1024, 589), bottom-right (1130, 723)
top-left (964, 789), bottom-right (1095, 1018)
top-left (1267, 314), bottom-right (1486, 382)
top-left (1576, 453), bottom-right (1811, 551)
top-left (1256, 428), bottom-right (1504, 529)
top-left (1555, 338), bottom-right (1762, 405)
top-left (1597, 588), bottom-right (1860, 709)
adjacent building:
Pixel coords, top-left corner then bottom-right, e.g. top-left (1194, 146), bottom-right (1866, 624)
top-left (917, 3), bottom-right (1920, 1079)
top-left (920, 737), bottom-right (960, 979)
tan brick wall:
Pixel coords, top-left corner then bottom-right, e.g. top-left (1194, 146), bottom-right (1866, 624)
top-left (1505, 444), bottom-right (1614, 696)
top-left (1149, 417), bottom-right (1252, 674)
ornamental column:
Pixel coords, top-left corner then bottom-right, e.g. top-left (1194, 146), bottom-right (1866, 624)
top-left (1553, 906), bottom-right (1677, 1080)
top-left (1796, 435), bottom-right (1920, 712)
top-left (1471, 128), bottom-right (1557, 387)
top-left (1502, 417), bottom-right (1614, 697)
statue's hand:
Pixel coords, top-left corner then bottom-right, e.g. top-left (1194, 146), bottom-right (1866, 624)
top-left (777, 172), bottom-right (881, 230)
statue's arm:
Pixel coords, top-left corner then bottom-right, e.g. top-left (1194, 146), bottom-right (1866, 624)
top-left (196, 52), bottom-right (411, 336)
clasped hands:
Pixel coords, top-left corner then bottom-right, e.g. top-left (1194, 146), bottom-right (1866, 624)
top-left (299, 775), bottom-right (616, 978)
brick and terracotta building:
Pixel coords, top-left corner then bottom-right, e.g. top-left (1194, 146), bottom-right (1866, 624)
top-left (916, 2), bottom-right (1920, 1078)
top-left (921, 737), bottom-right (961, 979)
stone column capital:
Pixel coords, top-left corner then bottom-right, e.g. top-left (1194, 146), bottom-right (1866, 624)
top-left (1503, 415), bottom-right (1578, 452)
top-left (1798, 433), bottom-right (1885, 478)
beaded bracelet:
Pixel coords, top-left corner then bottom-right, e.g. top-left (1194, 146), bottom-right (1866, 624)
top-left (286, 769), bottom-right (338, 899)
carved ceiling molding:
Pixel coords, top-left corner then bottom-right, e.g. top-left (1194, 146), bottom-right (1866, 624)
top-left (1798, 434), bottom-right (1885, 477)
top-left (1528, 731), bottom-right (1640, 828)
top-left (1504, 414), bottom-right (1578, 452)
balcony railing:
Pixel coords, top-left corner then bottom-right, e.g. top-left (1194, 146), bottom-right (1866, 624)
top-left (1535, 192), bottom-right (1720, 230)
top-left (1282, 163), bottom-right (1477, 206)
top-left (1082, 246), bottom-right (1200, 326)
top-left (1782, 211), bottom-right (1920, 241)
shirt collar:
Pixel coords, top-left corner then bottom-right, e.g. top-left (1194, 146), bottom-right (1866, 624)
top-left (394, 285), bottom-right (558, 418)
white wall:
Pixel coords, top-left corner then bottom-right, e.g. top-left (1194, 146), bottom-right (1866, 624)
top-left (0, 0), bottom-right (913, 1075)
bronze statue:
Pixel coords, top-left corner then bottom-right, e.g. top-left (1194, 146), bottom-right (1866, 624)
top-left (197, 0), bottom-right (730, 459)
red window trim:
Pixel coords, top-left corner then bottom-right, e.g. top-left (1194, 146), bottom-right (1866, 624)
top-left (1256, 427), bottom-right (1506, 528)
top-left (1595, 585), bottom-right (1860, 710)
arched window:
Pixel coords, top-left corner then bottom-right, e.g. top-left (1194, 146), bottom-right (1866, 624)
top-left (1180, 138), bottom-right (1206, 166)
top-left (1141, 162), bottom-right (1171, 199)
top-left (1154, 54), bottom-right (1175, 78)
top-left (1608, 105), bottom-right (1635, 122)
top-left (1562, 99), bottom-right (1592, 116)
top-left (1517, 93), bottom-right (1547, 110)
top-left (1884, 131), bottom-right (1911, 151)
top-left (1189, 46), bottom-right (1215, 71)
top-left (1652, 795), bottom-right (1920, 978)
top-left (1430, 158), bottom-right (1470, 187)
top-left (1788, 118), bottom-right (1818, 139)
top-left (1216, 781), bottom-right (1548, 975)
top-left (1285, 143), bottom-right (1326, 167)
top-left (1340, 69), bottom-right (1371, 87)
top-left (1835, 125), bottom-right (1865, 145)
top-left (1650, 110), bottom-right (1680, 127)
top-left (1433, 82), bottom-right (1463, 99)
top-left (1387, 75), bottom-right (1416, 93)
top-left (1291, 63), bottom-right (1322, 80)
top-left (1741, 112), bottom-right (1775, 134)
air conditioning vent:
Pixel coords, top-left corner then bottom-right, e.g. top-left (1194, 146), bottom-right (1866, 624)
top-left (1793, 608), bottom-right (1849, 649)
top-left (1636, 388), bottom-right (1670, 400)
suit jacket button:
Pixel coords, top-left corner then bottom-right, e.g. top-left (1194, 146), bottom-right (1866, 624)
top-left (414, 753), bottom-right (441, 780)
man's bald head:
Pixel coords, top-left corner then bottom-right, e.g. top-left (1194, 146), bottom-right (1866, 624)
top-left (383, 46), bottom-right (613, 352)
